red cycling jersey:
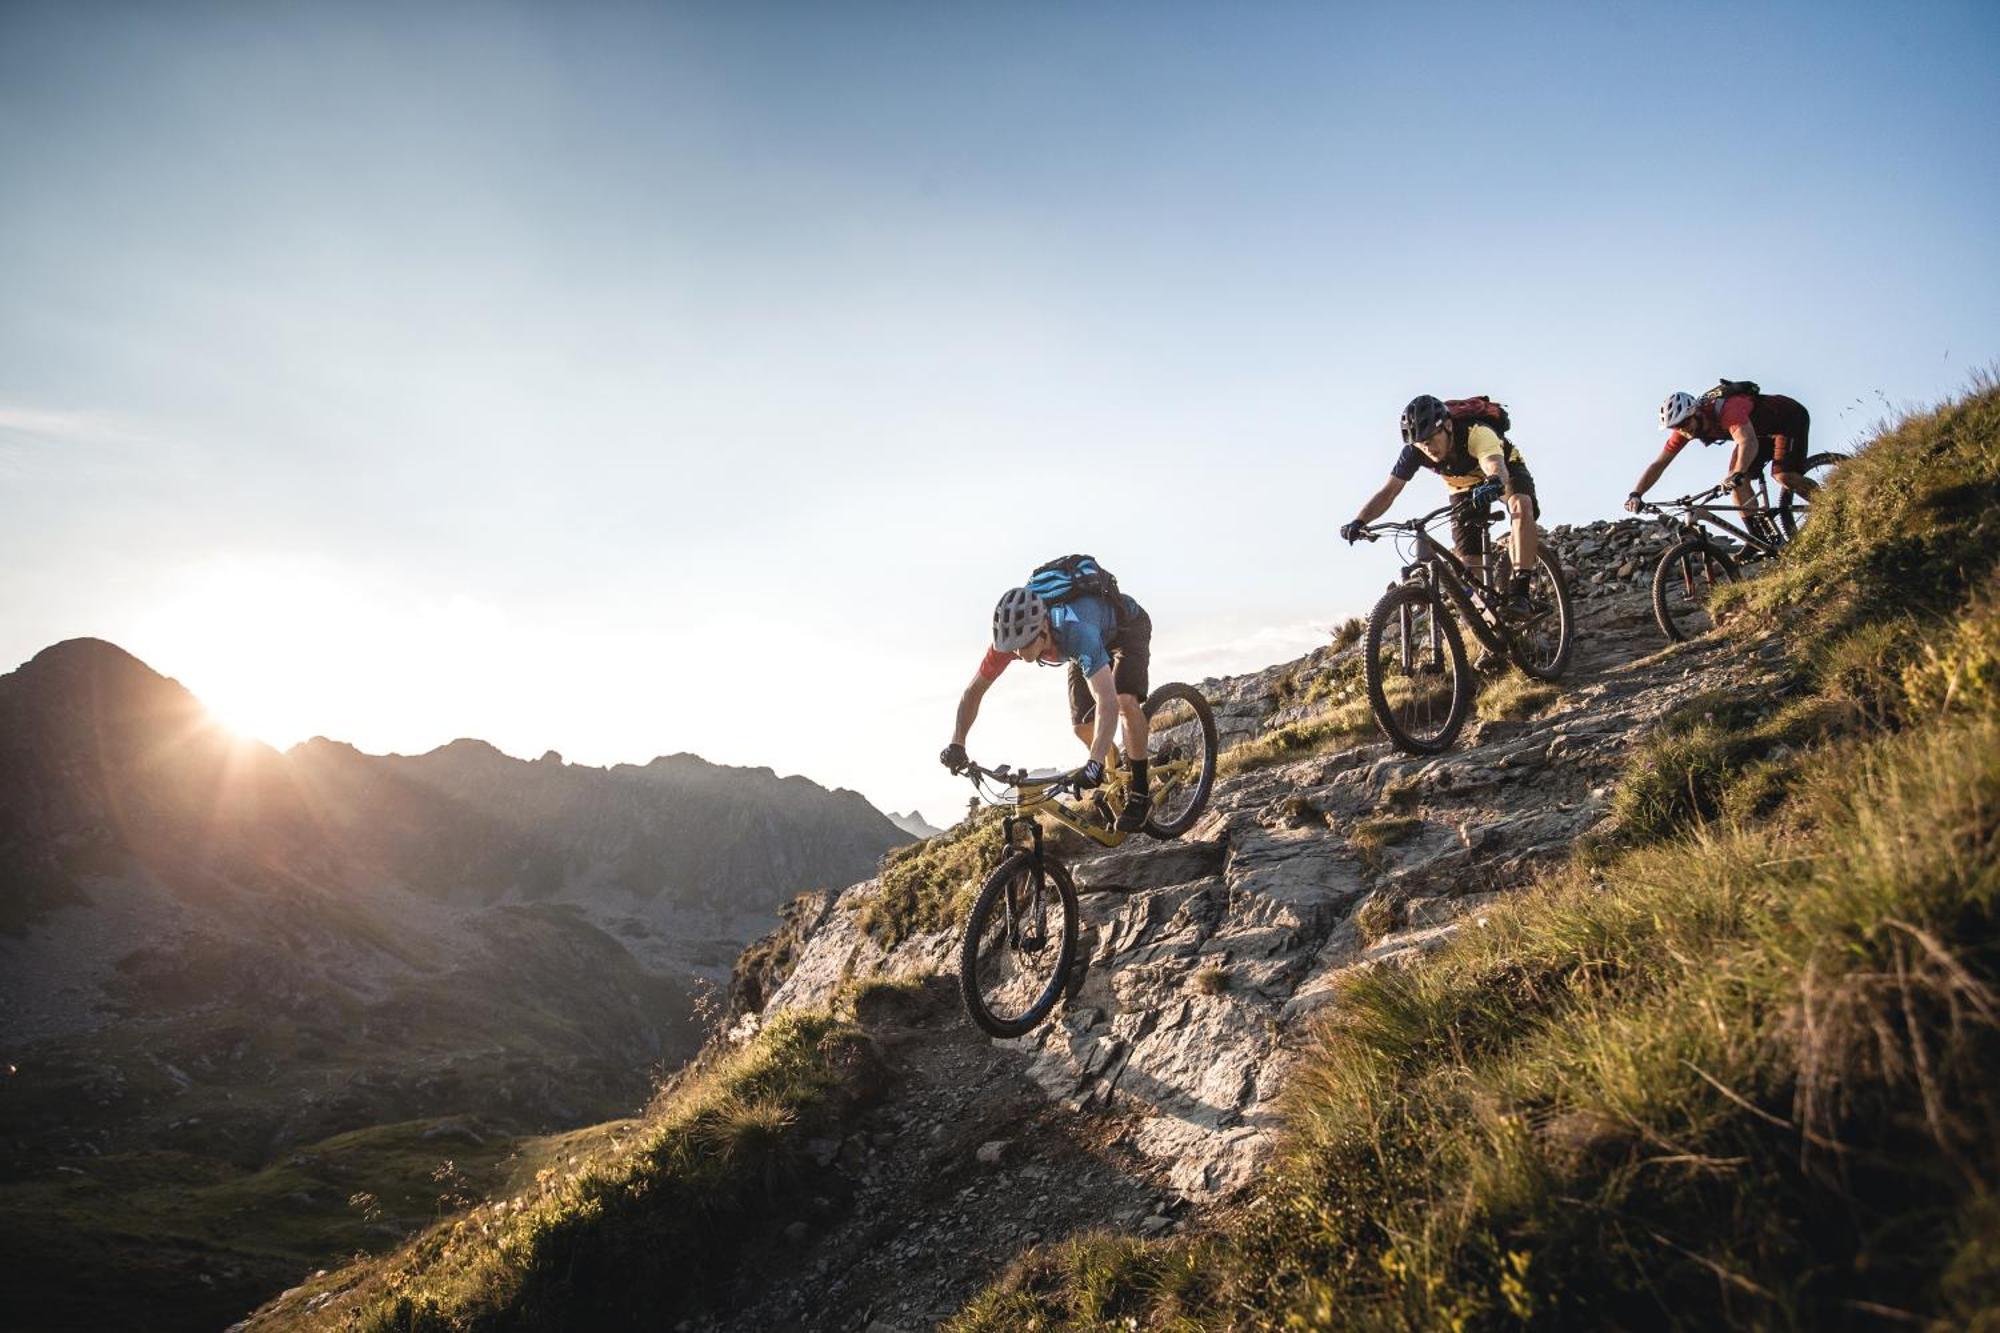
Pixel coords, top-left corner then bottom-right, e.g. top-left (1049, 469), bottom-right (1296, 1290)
top-left (1664, 393), bottom-right (1810, 461)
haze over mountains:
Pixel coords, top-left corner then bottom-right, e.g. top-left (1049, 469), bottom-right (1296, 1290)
top-left (0, 637), bottom-right (913, 1327)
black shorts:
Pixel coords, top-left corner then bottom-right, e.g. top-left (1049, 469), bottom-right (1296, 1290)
top-left (1754, 415), bottom-right (1810, 473)
top-left (1067, 608), bottom-right (1153, 726)
top-left (1450, 464), bottom-right (1540, 560)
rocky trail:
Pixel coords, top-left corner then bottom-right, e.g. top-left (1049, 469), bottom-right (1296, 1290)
top-left (691, 977), bottom-right (1170, 1333)
top-left (713, 518), bottom-right (1792, 1329)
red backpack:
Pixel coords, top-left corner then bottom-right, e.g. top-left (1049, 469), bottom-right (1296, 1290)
top-left (1443, 395), bottom-right (1513, 438)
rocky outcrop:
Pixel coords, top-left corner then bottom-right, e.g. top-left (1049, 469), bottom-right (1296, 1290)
top-left (737, 519), bottom-right (1790, 1206)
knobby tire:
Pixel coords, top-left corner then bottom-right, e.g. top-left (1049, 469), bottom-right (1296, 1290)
top-left (958, 849), bottom-right (1080, 1039)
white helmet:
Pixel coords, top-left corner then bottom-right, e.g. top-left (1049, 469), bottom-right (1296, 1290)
top-left (992, 587), bottom-right (1048, 653)
top-left (1659, 390), bottom-right (1699, 430)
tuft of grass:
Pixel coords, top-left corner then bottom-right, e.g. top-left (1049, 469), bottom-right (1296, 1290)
top-left (1609, 691), bottom-right (1850, 846)
top-left (1219, 698), bottom-right (1377, 777)
top-left (858, 809), bottom-right (1005, 947)
top-left (1276, 794), bottom-right (1329, 828)
top-left (1380, 772), bottom-right (1424, 810)
top-left (1476, 668), bottom-right (1562, 722)
top-left (1189, 964), bottom-right (1230, 996)
top-left (1350, 892), bottom-right (1396, 948)
top-left (1350, 814), bottom-right (1423, 872)
top-left (950, 1231), bottom-right (1221, 1331)
top-left (1272, 650), bottom-right (1365, 712)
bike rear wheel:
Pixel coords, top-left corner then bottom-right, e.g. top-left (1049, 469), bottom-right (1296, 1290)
top-left (1365, 581), bottom-right (1471, 755)
top-left (1651, 536), bottom-right (1741, 642)
top-left (1776, 451), bottom-right (1849, 541)
top-left (958, 849), bottom-right (1080, 1039)
top-left (1493, 546), bottom-right (1575, 681)
top-left (1140, 682), bottom-right (1218, 839)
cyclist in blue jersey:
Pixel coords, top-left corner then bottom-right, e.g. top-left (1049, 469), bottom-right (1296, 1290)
top-left (940, 583), bottom-right (1154, 832)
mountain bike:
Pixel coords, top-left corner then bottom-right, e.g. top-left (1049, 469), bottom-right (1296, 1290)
top-left (951, 683), bottom-right (1218, 1038)
top-left (1352, 496), bottom-right (1573, 755)
top-left (1638, 453), bottom-right (1846, 642)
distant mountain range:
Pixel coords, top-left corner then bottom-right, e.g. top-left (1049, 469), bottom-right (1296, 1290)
top-left (886, 808), bottom-right (945, 839)
top-left (0, 637), bottom-right (912, 1327)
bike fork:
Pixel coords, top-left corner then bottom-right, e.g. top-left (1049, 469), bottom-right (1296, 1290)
top-left (1000, 816), bottom-right (1047, 949)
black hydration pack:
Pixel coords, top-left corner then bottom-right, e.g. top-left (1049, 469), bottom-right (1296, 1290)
top-left (1702, 378), bottom-right (1761, 403)
top-left (1027, 554), bottom-right (1124, 614)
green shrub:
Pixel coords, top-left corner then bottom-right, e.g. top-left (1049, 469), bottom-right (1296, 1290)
top-left (858, 810), bottom-right (1005, 946)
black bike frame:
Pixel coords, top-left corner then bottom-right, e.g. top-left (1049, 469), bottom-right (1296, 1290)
top-left (1651, 489), bottom-right (1786, 558)
top-left (1399, 516), bottom-right (1512, 657)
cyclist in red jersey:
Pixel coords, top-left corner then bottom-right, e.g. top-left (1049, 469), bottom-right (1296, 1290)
top-left (1626, 385), bottom-right (1819, 515)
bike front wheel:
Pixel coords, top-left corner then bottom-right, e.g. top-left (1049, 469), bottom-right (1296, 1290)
top-left (1493, 546), bottom-right (1575, 681)
top-left (958, 849), bottom-right (1080, 1039)
top-left (1365, 582), bottom-right (1471, 755)
top-left (1140, 682), bottom-right (1218, 839)
top-left (1651, 536), bottom-right (1741, 642)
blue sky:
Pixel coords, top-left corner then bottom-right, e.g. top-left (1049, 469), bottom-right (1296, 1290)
top-left (3, 0), bottom-right (1996, 825)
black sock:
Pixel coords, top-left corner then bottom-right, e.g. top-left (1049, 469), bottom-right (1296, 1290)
top-left (1130, 760), bottom-right (1149, 794)
top-left (1510, 571), bottom-right (1532, 596)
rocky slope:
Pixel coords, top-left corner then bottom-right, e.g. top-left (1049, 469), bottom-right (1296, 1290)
top-left (711, 516), bottom-right (1794, 1327)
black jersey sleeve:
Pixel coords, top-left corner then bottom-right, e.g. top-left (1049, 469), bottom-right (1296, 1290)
top-left (1390, 444), bottom-right (1424, 482)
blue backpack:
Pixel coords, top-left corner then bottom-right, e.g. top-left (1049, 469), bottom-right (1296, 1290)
top-left (1028, 554), bottom-right (1125, 617)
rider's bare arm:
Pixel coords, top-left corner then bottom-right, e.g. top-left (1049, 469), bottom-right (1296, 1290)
top-left (1725, 422), bottom-right (1762, 507)
top-left (1352, 474), bottom-right (1408, 526)
top-left (952, 673), bottom-right (993, 747)
top-left (1086, 665), bottom-right (1120, 766)
top-left (1727, 422), bottom-right (1760, 479)
top-left (1626, 448), bottom-right (1675, 510)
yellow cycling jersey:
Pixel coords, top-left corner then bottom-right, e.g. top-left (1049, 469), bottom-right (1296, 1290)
top-left (1392, 422), bottom-right (1528, 492)
top-left (1449, 424), bottom-right (1515, 491)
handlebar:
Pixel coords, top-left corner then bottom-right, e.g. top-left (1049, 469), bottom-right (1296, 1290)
top-left (1352, 496), bottom-right (1479, 542)
top-left (955, 759), bottom-right (1080, 799)
top-left (1635, 482), bottom-right (1756, 515)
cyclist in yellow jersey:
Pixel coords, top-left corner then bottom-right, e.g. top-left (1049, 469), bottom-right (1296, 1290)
top-left (1341, 395), bottom-right (1542, 617)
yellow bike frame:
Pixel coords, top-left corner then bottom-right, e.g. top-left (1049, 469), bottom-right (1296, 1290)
top-left (999, 770), bottom-right (1135, 850)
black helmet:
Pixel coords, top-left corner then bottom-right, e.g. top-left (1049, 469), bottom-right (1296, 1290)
top-left (1400, 394), bottom-right (1450, 445)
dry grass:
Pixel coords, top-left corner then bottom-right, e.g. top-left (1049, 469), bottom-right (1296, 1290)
top-left (1476, 668), bottom-right (1561, 722)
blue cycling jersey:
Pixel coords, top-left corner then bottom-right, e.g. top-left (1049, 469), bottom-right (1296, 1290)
top-left (1050, 593), bottom-right (1141, 678)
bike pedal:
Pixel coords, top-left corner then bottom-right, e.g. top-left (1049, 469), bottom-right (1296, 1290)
top-left (1092, 793), bottom-right (1114, 824)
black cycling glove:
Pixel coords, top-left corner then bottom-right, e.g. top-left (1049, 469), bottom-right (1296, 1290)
top-left (1469, 479), bottom-right (1504, 507)
top-left (1074, 759), bottom-right (1106, 789)
top-left (1339, 521), bottom-right (1365, 544)
top-left (939, 743), bottom-right (968, 773)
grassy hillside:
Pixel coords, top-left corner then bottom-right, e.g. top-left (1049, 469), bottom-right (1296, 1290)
top-left (239, 998), bottom-right (891, 1331)
top-left (952, 379), bottom-right (2000, 1330)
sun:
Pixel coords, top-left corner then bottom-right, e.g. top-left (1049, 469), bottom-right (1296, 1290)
top-left (126, 557), bottom-right (368, 753)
